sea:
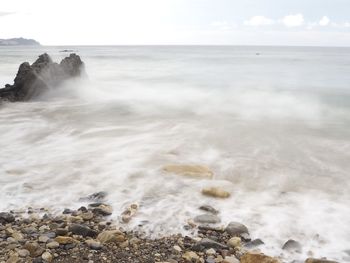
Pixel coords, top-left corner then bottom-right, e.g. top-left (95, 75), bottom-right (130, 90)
top-left (0, 46), bottom-right (349, 262)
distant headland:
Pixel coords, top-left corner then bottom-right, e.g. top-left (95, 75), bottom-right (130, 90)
top-left (0, 37), bottom-right (40, 46)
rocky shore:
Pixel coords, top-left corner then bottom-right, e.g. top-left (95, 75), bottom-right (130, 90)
top-left (0, 190), bottom-right (339, 263)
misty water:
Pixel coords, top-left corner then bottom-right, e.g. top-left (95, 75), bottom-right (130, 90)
top-left (0, 46), bottom-right (350, 262)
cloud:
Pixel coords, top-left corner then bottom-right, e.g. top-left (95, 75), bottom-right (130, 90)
top-left (282, 14), bottom-right (304, 27)
top-left (319, 16), bottom-right (330, 26)
top-left (244, 16), bottom-right (274, 26)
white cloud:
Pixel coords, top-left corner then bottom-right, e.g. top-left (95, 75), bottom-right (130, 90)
top-left (319, 16), bottom-right (330, 26)
top-left (282, 14), bottom-right (304, 27)
top-left (244, 16), bottom-right (274, 26)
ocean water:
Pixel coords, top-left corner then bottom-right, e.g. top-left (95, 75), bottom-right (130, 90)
top-left (0, 46), bottom-right (350, 262)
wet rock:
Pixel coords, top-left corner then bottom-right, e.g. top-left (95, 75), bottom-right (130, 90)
top-left (201, 187), bottom-right (230, 198)
top-left (227, 237), bottom-right (241, 248)
top-left (121, 203), bottom-right (138, 223)
top-left (81, 211), bottom-right (94, 221)
top-left (282, 239), bottom-right (302, 252)
top-left (85, 239), bottom-right (103, 250)
top-left (41, 251), bottom-right (53, 262)
top-left (97, 230), bottom-right (125, 244)
top-left (192, 238), bottom-right (228, 251)
top-left (163, 164), bottom-right (213, 179)
top-left (87, 191), bottom-right (108, 201)
top-left (0, 212), bottom-right (15, 223)
top-left (240, 252), bottom-right (280, 263)
top-left (199, 205), bottom-right (219, 214)
top-left (89, 203), bottom-right (113, 216)
top-left (225, 222), bottom-right (249, 237)
top-left (69, 224), bottom-right (98, 238)
top-left (38, 235), bottom-right (50, 243)
top-left (62, 209), bottom-right (73, 214)
top-left (54, 236), bottom-right (78, 245)
top-left (305, 259), bottom-right (339, 263)
top-left (198, 225), bottom-right (224, 232)
top-left (244, 239), bottom-right (264, 248)
top-left (194, 214), bottom-right (221, 224)
top-left (0, 53), bottom-right (85, 102)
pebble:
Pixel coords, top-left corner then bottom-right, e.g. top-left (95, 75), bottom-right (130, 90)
top-left (42, 251), bottom-right (53, 262)
top-left (46, 241), bottom-right (60, 249)
top-left (225, 222), bottom-right (249, 237)
top-left (199, 205), bottom-right (219, 214)
top-left (85, 239), bottom-right (102, 250)
top-left (69, 224), bottom-right (98, 238)
top-left (201, 187), bottom-right (231, 198)
top-left (54, 236), bottom-right (77, 245)
top-left (17, 249), bottom-right (30, 257)
top-left (282, 239), bottom-right (302, 252)
top-left (227, 237), bottom-right (241, 248)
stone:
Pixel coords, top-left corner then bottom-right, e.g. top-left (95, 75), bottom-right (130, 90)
top-left (55, 228), bottom-right (68, 236)
top-left (0, 53), bottom-right (85, 102)
top-left (46, 241), bottom-right (60, 249)
top-left (0, 212), bottom-right (15, 223)
top-left (225, 222), bottom-right (249, 237)
top-left (282, 239), bottom-right (302, 252)
top-left (86, 239), bottom-right (103, 250)
top-left (24, 242), bottom-right (45, 257)
top-left (121, 203), bottom-right (138, 223)
top-left (54, 236), bottom-right (78, 245)
top-left (194, 214), bottom-right (221, 224)
top-left (240, 252), bottom-right (280, 263)
top-left (201, 187), bottom-right (230, 198)
top-left (244, 239), bottom-right (264, 248)
top-left (173, 245), bottom-right (182, 253)
top-left (97, 230), bottom-right (125, 244)
top-left (223, 256), bottom-right (240, 263)
top-left (163, 164), bottom-right (213, 179)
top-left (182, 251), bottom-right (200, 262)
top-left (69, 224), bottom-right (98, 237)
top-left (38, 235), bottom-right (50, 243)
top-left (42, 251), bottom-right (53, 262)
top-left (305, 259), bottom-right (339, 263)
top-left (206, 248), bottom-right (216, 255)
top-left (6, 254), bottom-right (19, 263)
top-left (11, 232), bottom-right (24, 241)
top-left (17, 249), bottom-right (30, 257)
top-left (89, 204), bottom-right (113, 216)
top-left (192, 238), bottom-right (228, 251)
top-left (227, 237), bottom-right (241, 248)
top-left (199, 205), bottom-right (219, 214)
top-left (80, 191), bottom-right (108, 202)
top-left (81, 211), bottom-right (94, 221)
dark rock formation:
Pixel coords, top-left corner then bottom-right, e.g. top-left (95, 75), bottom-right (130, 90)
top-left (0, 53), bottom-right (84, 102)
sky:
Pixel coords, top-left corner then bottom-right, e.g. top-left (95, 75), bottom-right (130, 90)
top-left (0, 0), bottom-right (350, 46)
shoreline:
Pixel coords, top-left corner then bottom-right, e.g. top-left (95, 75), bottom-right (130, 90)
top-left (0, 197), bottom-right (340, 263)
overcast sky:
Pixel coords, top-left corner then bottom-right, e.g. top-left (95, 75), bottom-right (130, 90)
top-left (1, 0), bottom-right (350, 46)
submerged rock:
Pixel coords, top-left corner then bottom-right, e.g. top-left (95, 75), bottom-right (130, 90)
top-left (201, 187), bottom-right (230, 198)
top-left (282, 239), bottom-right (302, 252)
top-left (199, 205), bottom-right (219, 214)
top-left (163, 164), bottom-right (213, 179)
top-left (194, 214), bottom-right (221, 224)
top-left (0, 53), bottom-right (84, 102)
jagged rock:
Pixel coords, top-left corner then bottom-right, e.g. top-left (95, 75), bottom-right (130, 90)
top-left (0, 53), bottom-right (84, 102)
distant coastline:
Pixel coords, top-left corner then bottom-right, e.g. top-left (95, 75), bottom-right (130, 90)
top-left (0, 37), bottom-right (40, 46)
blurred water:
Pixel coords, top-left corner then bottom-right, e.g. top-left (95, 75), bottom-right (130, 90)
top-left (0, 46), bottom-right (350, 262)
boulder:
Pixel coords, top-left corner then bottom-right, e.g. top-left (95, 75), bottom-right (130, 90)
top-left (240, 252), bottom-right (280, 263)
top-left (0, 53), bottom-right (84, 102)
top-left (163, 164), bottom-right (213, 179)
top-left (225, 222), bottom-right (249, 237)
